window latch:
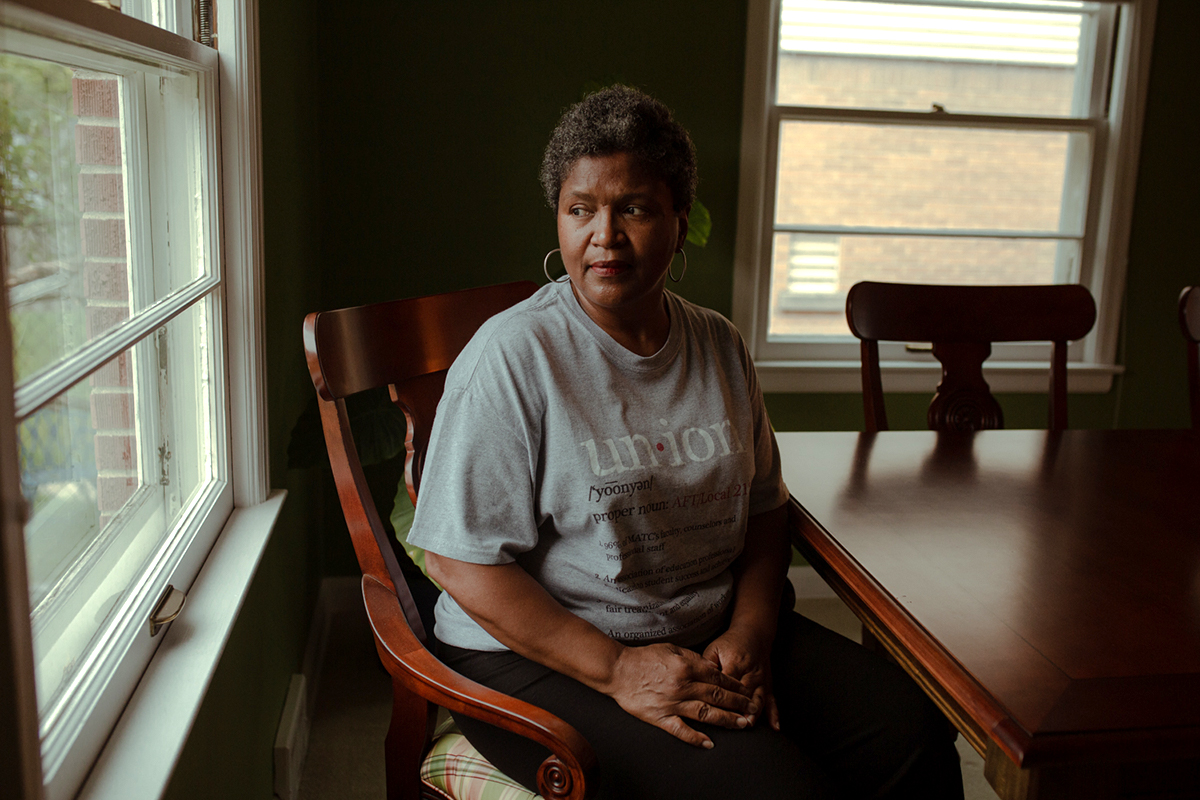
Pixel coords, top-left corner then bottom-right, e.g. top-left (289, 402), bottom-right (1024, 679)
top-left (149, 584), bottom-right (187, 637)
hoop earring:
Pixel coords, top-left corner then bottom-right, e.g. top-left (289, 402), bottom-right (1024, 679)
top-left (543, 248), bottom-right (570, 283)
top-left (668, 249), bottom-right (688, 283)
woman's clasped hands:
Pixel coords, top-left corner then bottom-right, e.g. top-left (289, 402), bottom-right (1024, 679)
top-left (605, 638), bottom-right (772, 749)
top-left (703, 627), bottom-right (781, 733)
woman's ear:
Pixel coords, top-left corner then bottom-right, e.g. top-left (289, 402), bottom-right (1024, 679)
top-left (677, 206), bottom-right (691, 250)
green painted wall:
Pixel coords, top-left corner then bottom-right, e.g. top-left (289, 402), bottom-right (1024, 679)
top-left (313, 1), bottom-right (749, 321)
top-left (158, 0), bottom-right (1199, 797)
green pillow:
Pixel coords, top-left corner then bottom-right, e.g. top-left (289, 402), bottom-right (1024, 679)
top-left (390, 480), bottom-right (442, 590)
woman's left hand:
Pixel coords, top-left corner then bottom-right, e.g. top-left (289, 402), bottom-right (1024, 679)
top-left (707, 502), bottom-right (790, 733)
top-left (702, 627), bottom-right (780, 731)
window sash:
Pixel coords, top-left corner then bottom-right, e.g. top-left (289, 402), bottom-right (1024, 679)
top-left (28, 297), bottom-right (228, 716)
top-left (3, 21), bottom-right (220, 420)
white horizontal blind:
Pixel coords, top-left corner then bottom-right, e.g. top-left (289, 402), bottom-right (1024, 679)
top-left (780, 0), bottom-right (1088, 63)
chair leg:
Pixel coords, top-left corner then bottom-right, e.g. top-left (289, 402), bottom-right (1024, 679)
top-left (385, 678), bottom-right (431, 800)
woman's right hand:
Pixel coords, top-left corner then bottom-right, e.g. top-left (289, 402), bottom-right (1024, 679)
top-left (606, 642), bottom-right (759, 748)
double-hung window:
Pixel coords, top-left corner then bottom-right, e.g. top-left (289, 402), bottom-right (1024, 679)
top-left (732, 0), bottom-right (1157, 392)
top-left (1, 1), bottom-right (267, 798)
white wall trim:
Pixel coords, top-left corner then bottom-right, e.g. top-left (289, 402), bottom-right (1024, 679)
top-left (269, 576), bottom-right (363, 800)
top-left (732, 0), bottom-right (776, 356)
top-left (1086, 0), bottom-right (1158, 367)
top-left (299, 576), bottom-right (362, 720)
top-left (215, 0), bottom-right (271, 507)
top-left (78, 491), bottom-right (286, 800)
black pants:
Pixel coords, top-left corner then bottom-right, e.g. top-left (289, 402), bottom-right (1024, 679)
top-left (439, 612), bottom-right (964, 799)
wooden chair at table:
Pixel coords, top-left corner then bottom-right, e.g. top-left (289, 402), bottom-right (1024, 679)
top-left (303, 281), bottom-right (596, 800)
top-left (1180, 286), bottom-right (1200, 429)
top-left (845, 281), bottom-right (1097, 432)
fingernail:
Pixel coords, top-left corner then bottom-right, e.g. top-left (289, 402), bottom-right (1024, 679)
top-left (746, 715), bottom-right (756, 726)
top-left (703, 739), bottom-right (715, 750)
top-left (736, 716), bottom-right (749, 728)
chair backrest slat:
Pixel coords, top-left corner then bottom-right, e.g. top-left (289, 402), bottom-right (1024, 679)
top-left (305, 281), bottom-right (539, 402)
top-left (846, 281), bottom-right (1096, 432)
top-left (847, 282), bottom-right (1095, 344)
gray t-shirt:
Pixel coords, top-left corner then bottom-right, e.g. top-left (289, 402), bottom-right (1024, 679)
top-left (406, 281), bottom-right (788, 651)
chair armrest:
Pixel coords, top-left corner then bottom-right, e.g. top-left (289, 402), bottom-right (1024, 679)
top-left (361, 575), bottom-right (598, 800)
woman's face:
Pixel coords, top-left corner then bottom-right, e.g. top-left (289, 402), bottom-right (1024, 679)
top-left (556, 152), bottom-right (689, 332)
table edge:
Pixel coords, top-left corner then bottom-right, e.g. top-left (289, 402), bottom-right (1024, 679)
top-left (787, 498), bottom-right (1032, 764)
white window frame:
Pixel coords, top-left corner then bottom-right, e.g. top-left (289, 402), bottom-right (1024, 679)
top-left (0, 1), bottom-right (277, 799)
top-left (732, 0), bottom-right (1159, 393)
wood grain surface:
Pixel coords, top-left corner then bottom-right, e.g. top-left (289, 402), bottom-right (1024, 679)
top-left (780, 429), bottom-right (1200, 797)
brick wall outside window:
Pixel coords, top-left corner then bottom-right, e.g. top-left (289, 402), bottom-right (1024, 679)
top-left (73, 74), bottom-right (136, 526)
top-left (771, 53), bottom-right (1080, 335)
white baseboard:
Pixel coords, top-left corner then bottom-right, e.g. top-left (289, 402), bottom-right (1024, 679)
top-left (274, 576), bottom-right (362, 800)
top-left (273, 674), bottom-right (308, 800)
top-left (299, 576), bottom-right (362, 713)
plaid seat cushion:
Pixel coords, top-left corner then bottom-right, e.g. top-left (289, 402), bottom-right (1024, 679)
top-left (398, 489), bottom-right (539, 799)
top-left (421, 727), bottom-right (540, 800)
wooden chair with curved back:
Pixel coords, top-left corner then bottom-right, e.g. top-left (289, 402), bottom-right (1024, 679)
top-left (845, 281), bottom-right (1097, 432)
top-left (1180, 286), bottom-right (1200, 429)
top-left (303, 281), bottom-right (597, 800)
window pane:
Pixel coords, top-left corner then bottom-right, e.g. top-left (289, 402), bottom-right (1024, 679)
top-left (2, 54), bottom-right (90, 382)
top-left (23, 299), bottom-right (218, 715)
top-left (776, 0), bottom-right (1097, 116)
top-left (767, 232), bottom-right (1078, 338)
top-left (776, 120), bottom-right (1089, 234)
top-left (121, 0), bottom-right (192, 38)
top-left (1, 50), bottom-right (209, 389)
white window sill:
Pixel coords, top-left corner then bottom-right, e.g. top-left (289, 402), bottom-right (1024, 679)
top-left (757, 361), bottom-right (1122, 394)
top-left (77, 490), bottom-right (287, 800)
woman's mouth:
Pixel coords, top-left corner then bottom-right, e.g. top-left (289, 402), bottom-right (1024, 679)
top-left (587, 260), bottom-right (631, 276)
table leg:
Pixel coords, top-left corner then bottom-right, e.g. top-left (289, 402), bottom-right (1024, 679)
top-left (984, 741), bottom-right (1125, 800)
top-left (985, 743), bottom-right (1200, 799)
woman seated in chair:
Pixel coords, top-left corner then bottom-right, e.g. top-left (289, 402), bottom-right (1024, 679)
top-left (407, 85), bottom-right (963, 799)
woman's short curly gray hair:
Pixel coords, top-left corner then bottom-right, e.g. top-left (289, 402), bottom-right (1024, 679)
top-left (539, 85), bottom-right (697, 212)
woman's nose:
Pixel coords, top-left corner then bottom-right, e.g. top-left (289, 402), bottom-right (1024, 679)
top-left (591, 209), bottom-right (622, 247)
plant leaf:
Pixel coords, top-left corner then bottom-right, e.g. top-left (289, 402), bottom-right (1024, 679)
top-left (389, 482), bottom-right (442, 589)
top-left (686, 199), bottom-right (712, 248)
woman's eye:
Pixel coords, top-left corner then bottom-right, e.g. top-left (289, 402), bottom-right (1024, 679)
top-left (569, 207), bottom-right (589, 217)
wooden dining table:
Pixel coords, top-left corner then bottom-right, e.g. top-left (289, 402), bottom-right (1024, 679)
top-left (777, 428), bottom-right (1200, 800)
